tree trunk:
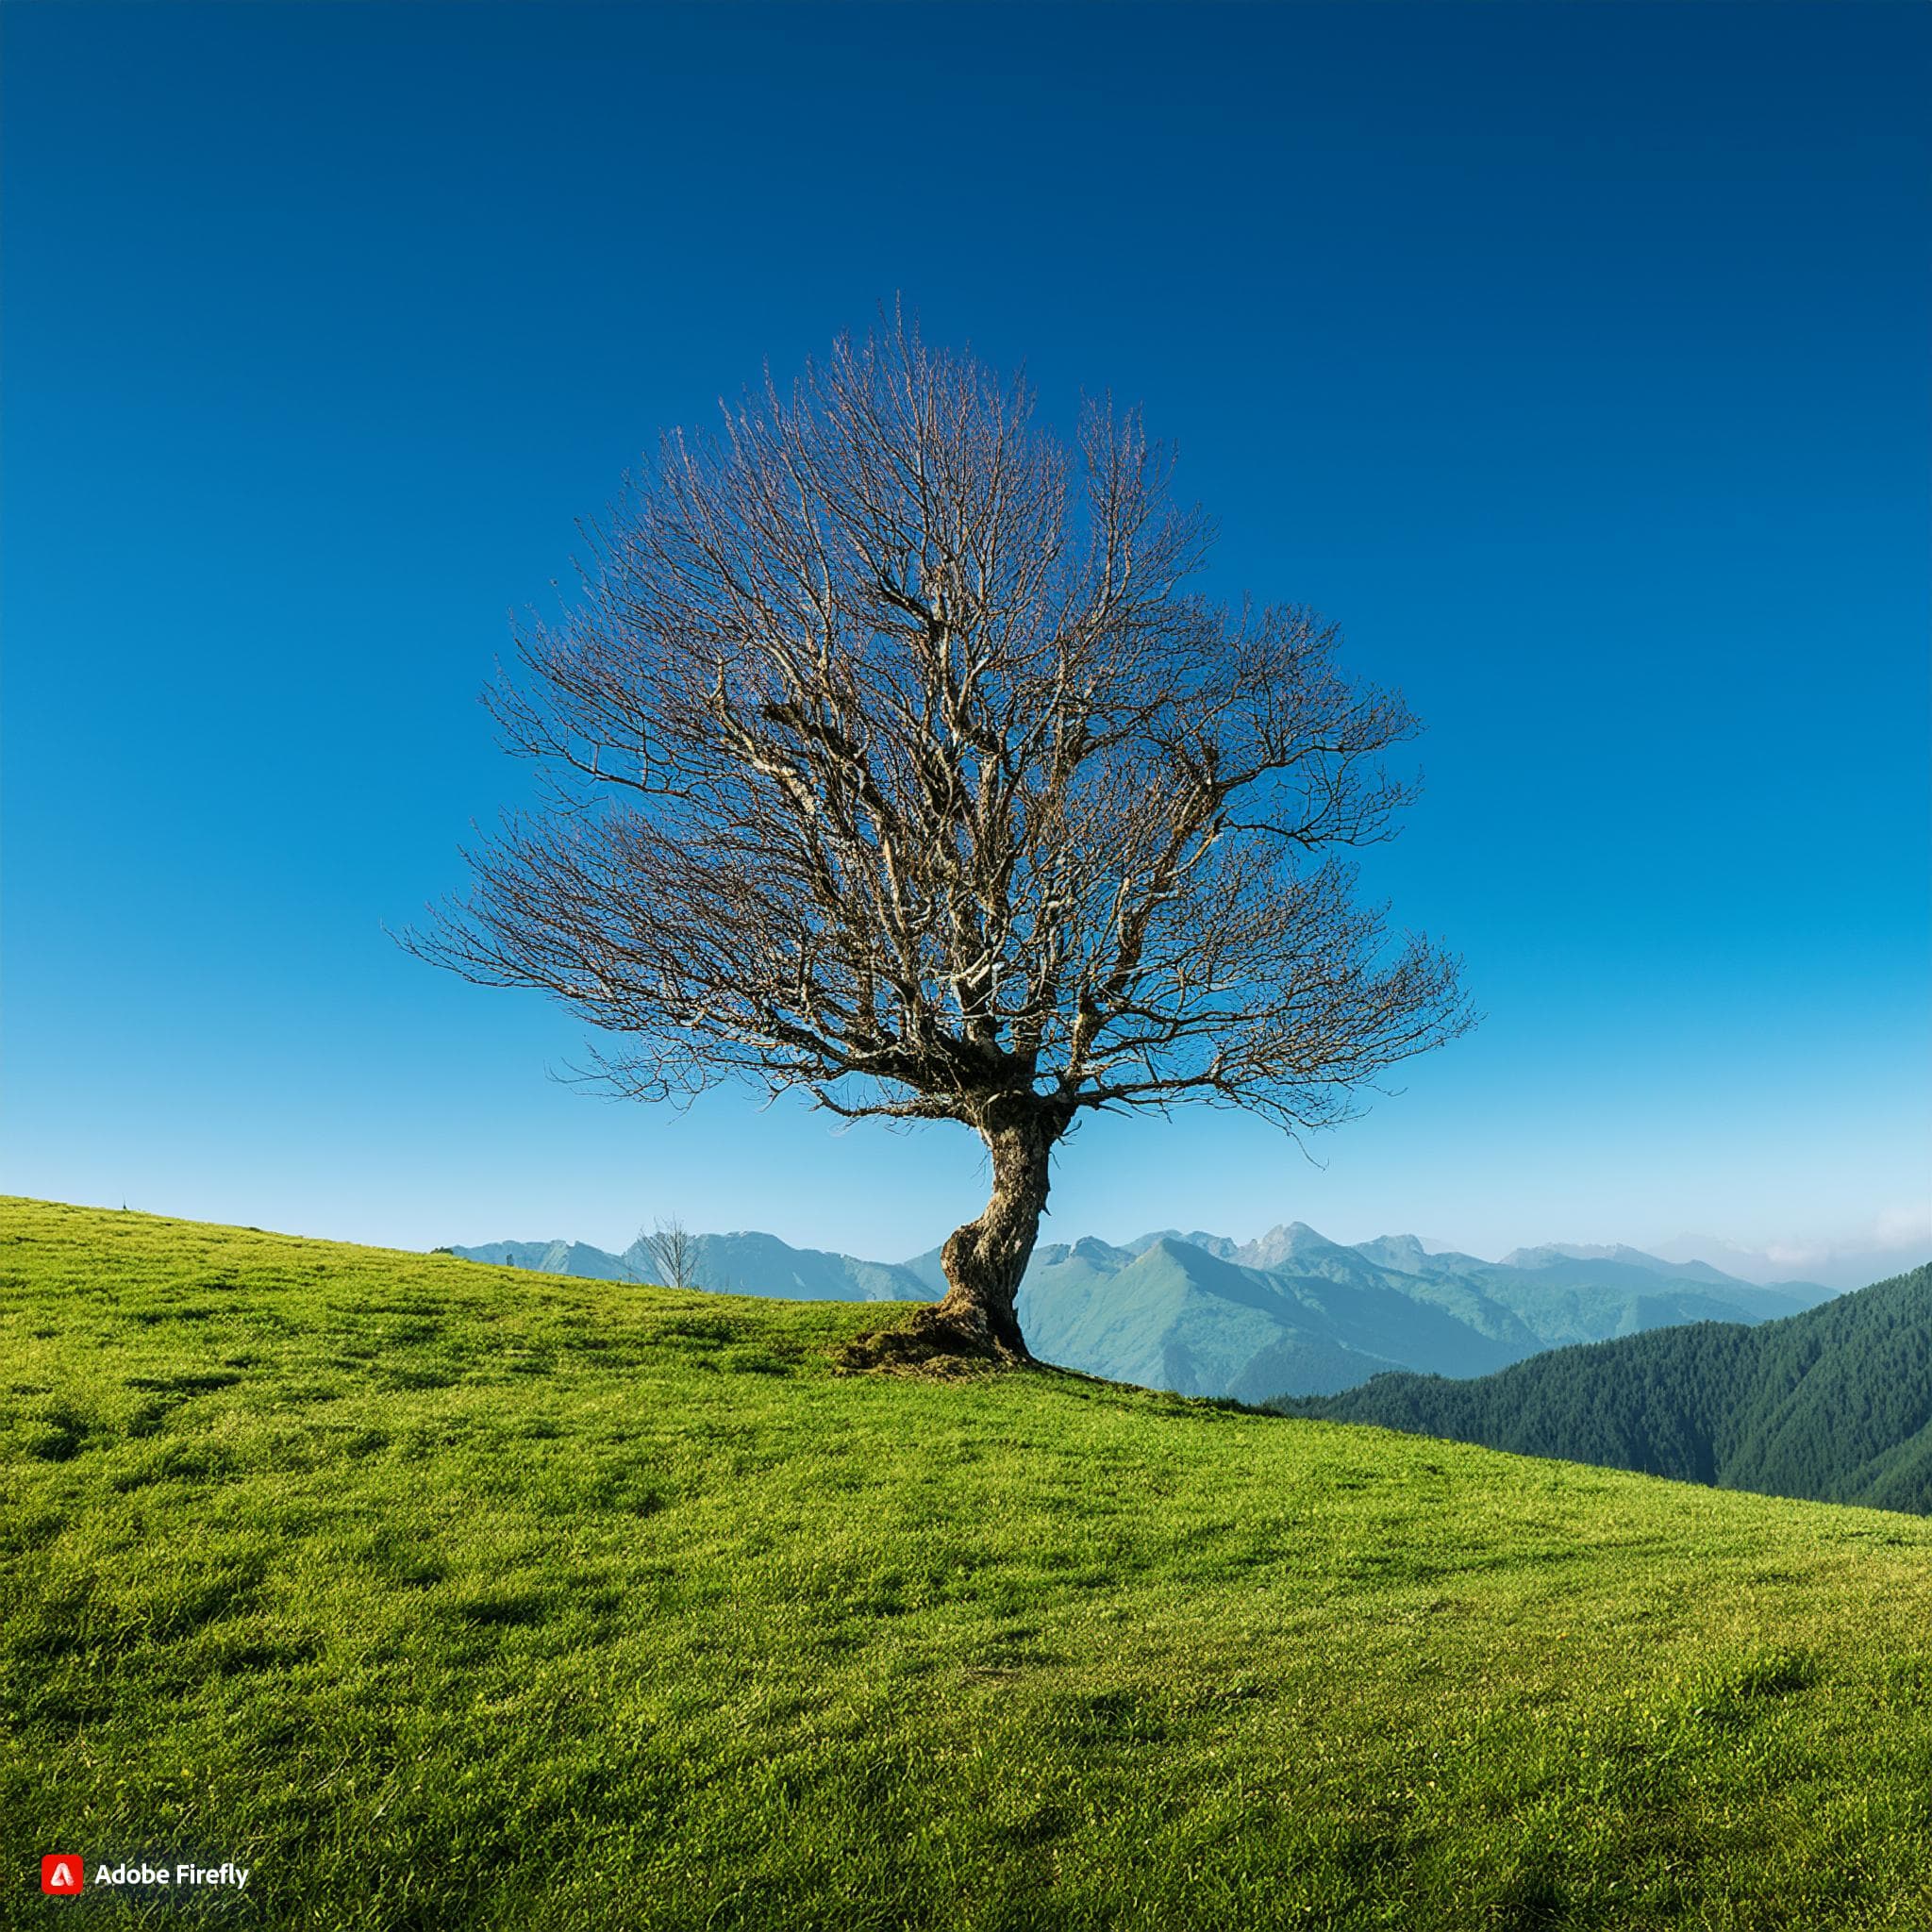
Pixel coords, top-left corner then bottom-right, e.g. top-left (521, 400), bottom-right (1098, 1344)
top-left (931, 1110), bottom-right (1057, 1358)
top-left (840, 1103), bottom-right (1058, 1374)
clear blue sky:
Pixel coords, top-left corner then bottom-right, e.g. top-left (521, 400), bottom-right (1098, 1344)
top-left (5, 3), bottom-right (1926, 1273)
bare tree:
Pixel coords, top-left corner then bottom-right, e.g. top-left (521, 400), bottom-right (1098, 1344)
top-left (407, 310), bottom-right (1474, 1369)
top-left (641, 1214), bottom-right (703, 1292)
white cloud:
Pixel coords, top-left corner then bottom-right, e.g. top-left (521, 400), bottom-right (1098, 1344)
top-left (1657, 1203), bottom-right (1932, 1290)
top-left (1874, 1202), bottom-right (1932, 1248)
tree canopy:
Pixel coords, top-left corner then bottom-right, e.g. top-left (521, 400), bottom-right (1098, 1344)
top-left (408, 314), bottom-right (1474, 1365)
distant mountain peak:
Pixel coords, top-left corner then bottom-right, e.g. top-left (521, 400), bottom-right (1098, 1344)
top-left (1361, 1233), bottom-right (1428, 1261)
top-left (1504, 1241), bottom-right (1621, 1268)
top-left (1351, 1233), bottom-right (1431, 1274)
top-left (1352, 1234), bottom-right (1497, 1277)
top-left (1500, 1241), bottom-right (1750, 1288)
top-left (1233, 1222), bottom-right (1345, 1270)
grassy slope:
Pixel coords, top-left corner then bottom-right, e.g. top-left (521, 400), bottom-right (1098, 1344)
top-left (2, 1196), bottom-right (1929, 1932)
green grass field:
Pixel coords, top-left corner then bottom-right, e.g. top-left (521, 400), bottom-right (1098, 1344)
top-left (4, 1195), bottom-right (1930, 1929)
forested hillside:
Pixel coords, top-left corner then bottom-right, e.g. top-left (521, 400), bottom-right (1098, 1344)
top-left (1278, 1264), bottom-right (1932, 1513)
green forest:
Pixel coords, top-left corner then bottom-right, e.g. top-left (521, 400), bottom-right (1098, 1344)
top-left (1279, 1264), bottom-right (1932, 1514)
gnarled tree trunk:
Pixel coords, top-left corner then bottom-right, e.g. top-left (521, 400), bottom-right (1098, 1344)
top-left (841, 1103), bottom-right (1059, 1373)
top-left (931, 1110), bottom-right (1057, 1358)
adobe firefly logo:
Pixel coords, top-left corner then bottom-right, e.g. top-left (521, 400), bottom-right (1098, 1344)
top-left (42, 1856), bottom-right (83, 1895)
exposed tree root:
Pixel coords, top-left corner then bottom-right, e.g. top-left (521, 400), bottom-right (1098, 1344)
top-left (834, 1305), bottom-right (1036, 1380)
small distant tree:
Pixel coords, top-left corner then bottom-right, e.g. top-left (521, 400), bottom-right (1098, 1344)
top-left (642, 1214), bottom-right (703, 1292)
top-left (407, 310), bottom-right (1474, 1370)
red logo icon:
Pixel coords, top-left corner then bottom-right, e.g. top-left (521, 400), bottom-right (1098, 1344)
top-left (42, 1856), bottom-right (84, 1895)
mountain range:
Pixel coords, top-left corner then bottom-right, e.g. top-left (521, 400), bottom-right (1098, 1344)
top-left (448, 1223), bottom-right (1837, 1403)
top-left (1277, 1263), bottom-right (1932, 1514)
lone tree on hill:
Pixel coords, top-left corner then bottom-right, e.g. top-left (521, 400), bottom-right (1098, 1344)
top-left (641, 1214), bottom-right (703, 1293)
top-left (407, 314), bottom-right (1474, 1371)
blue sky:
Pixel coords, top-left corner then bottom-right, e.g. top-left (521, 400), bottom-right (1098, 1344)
top-left (4, 3), bottom-right (1927, 1276)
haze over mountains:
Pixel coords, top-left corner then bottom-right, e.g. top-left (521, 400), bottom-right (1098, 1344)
top-left (449, 1223), bottom-right (1838, 1403)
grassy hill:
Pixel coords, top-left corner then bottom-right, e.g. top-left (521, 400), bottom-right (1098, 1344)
top-left (4, 1195), bottom-right (1931, 1930)
top-left (1278, 1264), bottom-right (1932, 1515)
